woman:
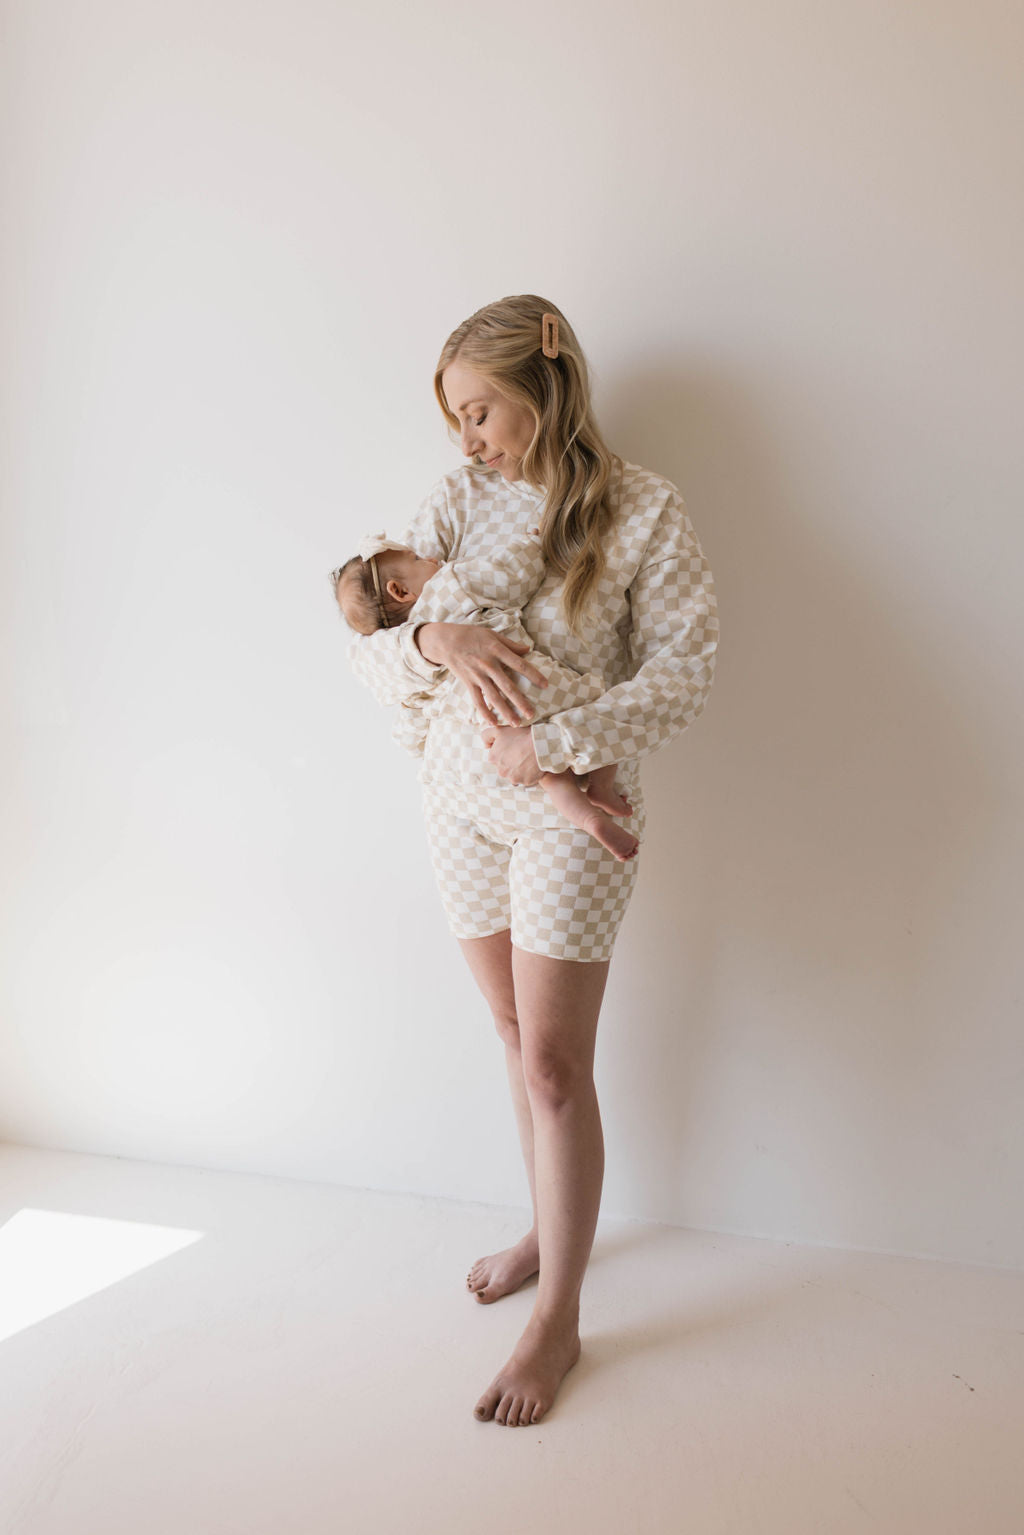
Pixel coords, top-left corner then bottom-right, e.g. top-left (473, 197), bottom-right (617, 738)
top-left (348, 294), bottom-right (719, 1426)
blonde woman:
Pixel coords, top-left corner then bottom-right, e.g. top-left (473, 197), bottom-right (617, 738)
top-left (348, 295), bottom-right (719, 1426)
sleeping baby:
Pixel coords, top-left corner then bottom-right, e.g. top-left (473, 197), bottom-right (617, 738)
top-left (331, 527), bottom-right (638, 862)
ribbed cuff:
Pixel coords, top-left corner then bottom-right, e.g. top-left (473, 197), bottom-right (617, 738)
top-left (530, 719), bottom-right (576, 775)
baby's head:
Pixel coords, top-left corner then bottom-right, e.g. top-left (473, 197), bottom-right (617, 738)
top-left (331, 543), bottom-right (441, 635)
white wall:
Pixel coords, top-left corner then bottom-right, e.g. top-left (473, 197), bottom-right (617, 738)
top-left (2, 0), bottom-right (1021, 1269)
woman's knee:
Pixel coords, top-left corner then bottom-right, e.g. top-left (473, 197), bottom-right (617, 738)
top-left (521, 1043), bottom-right (593, 1109)
top-left (493, 1007), bottom-right (521, 1050)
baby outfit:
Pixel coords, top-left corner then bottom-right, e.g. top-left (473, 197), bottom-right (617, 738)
top-left (388, 527), bottom-right (608, 761)
top-left (348, 461), bottom-right (719, 961)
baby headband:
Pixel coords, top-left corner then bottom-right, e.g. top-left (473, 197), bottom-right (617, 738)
top-left (356, 531), bottom-right (409, 630)
top-left (357, 532), bottom-right (409, 561)
top-left (541, 312), bottom-right (560, 358)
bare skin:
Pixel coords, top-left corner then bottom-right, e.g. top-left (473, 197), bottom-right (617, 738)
top-left (540, 766), bottom-right (637, 861)
top-left (459, 932), bottom-right (540, 1305)
top-left (415, 620), bottom-right (547, 727)
top-left (458, 932), bottom-right (609, 1426)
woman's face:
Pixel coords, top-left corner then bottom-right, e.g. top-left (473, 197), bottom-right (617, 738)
top-left (441, 361), bottom-right (536, 483)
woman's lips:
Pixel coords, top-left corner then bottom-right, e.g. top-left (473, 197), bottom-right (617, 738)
top-left (486, 454), bottom-right (503, 467)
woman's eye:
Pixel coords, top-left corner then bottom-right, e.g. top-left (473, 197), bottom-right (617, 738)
top-left (474, 414), bottom-right (486, 426)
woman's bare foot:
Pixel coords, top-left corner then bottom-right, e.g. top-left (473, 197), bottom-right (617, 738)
top-left (473, 1310), bottom-right (582, 1426)
top-left (466, 1231), bottom-right (540, 1303)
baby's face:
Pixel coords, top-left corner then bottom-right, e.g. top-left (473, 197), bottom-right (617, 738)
top-left (386, 549), bottom-right (441, 601)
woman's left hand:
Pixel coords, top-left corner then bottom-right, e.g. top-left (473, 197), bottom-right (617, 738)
top-left (479, 724), bottom-right (543, 786)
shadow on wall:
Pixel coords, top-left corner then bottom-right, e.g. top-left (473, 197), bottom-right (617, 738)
top-left (594, 361), bottom-right (1004, 1238)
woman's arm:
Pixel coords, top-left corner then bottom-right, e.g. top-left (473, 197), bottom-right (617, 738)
top-left (528, 488), bottom-right (719, 775)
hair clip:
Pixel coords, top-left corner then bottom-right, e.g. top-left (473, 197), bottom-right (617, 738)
top-left (541, 313), bottom-right (560, 358)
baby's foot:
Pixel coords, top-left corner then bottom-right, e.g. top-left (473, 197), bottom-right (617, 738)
top-left (473, 1311), bottom-right (582, 1426)
top-left (579, 806), bottom-right (638, 862)
top-left (466, 1232), bottom-right (540, 1304)
top-left (584, 769), bottom-right (633, 819)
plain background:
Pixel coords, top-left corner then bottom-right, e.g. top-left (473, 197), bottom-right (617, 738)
top-left (1, 0), bottom-right (1021, 1270)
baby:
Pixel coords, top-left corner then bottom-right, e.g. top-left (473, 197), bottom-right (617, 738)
top-left (332, 528), bottom-right (638, 861)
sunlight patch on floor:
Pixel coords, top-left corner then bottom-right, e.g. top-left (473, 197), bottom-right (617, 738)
top-left (0, 1208), bottom-right (203, 1345)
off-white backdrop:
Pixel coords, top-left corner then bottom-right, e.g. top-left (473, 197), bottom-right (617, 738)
top-left (2, 0), bottom-right (1021, 1270)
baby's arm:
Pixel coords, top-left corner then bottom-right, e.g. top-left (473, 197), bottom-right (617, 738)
top-left (447, 528), bottom-right (547, 613)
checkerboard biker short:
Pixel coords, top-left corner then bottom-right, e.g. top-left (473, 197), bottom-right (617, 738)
top-left (420, 778), bottom-right (643, 962)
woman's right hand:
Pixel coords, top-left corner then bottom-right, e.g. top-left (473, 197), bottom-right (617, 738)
top-left (415, 622), bottom-right (549, 727)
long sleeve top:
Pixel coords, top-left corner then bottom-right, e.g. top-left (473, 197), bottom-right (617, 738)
top-left (348, 460), bottom-right (718, 797)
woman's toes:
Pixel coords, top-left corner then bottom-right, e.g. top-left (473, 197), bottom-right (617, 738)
top-left (474, 1385), bottom-right (501, 1421)
top-left (495, 1390), bottom-right (516, 1424)
top-left (508, 1396), bottom-right (526, 1426)
top-left (530, 1401), bottom-right (547, 1424)
top-left (474, 1286), bottom-right (491, 1303)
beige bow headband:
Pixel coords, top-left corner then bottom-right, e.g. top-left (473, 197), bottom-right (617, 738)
top-left (357, 532), bottom-right (410, 562)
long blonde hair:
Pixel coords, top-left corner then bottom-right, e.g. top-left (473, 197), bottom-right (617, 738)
top-left (433, 294), bottom-right (622, 635)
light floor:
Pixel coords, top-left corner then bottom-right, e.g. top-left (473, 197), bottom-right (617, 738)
top-left (0, 1143), bottom-right (1021, 1535)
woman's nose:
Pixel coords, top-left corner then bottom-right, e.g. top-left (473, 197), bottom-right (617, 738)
top-left (461, 424), bottom-right (481, 457)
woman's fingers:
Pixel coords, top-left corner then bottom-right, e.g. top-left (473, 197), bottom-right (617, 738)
top-left (442, 625), bottom-right (548, 691)
top-left (485, 668), bottom-right (534, 725)
top-left (468, 676), bottom-right (519, 728)
top-left (460, 661), bottom-right (535, 726)
top-left (470, 685), bottom-right (496, 726)
top-left (442, 627), bottom-right (547, 725)
top-left (494, 640), bottom-right (549, 689)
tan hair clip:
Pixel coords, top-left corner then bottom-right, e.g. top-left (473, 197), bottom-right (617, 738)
top-left (541, 313), bottom-right (560, 358)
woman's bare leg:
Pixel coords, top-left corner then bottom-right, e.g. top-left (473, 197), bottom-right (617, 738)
top-left (473, 948), bottom-right (609, 1427)
top-left (457, 931), bottom-right (540, 1302)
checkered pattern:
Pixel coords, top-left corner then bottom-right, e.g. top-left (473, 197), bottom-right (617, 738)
top-left (421, 781), bottom-right (642, 963)
top-left (348, 461), bottom-right (718, 778)
top-left (414, 528), bottom-right (548, 617)
top-left (346, 460), bottom-right (717, 959)
top-left (388, 530), bottom-right (609, 764)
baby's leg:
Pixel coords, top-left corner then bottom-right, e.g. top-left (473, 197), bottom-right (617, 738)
top-left (584, 764), bottom-right (633, 819)
top-left (539, 771), bottom-right (638, 862)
